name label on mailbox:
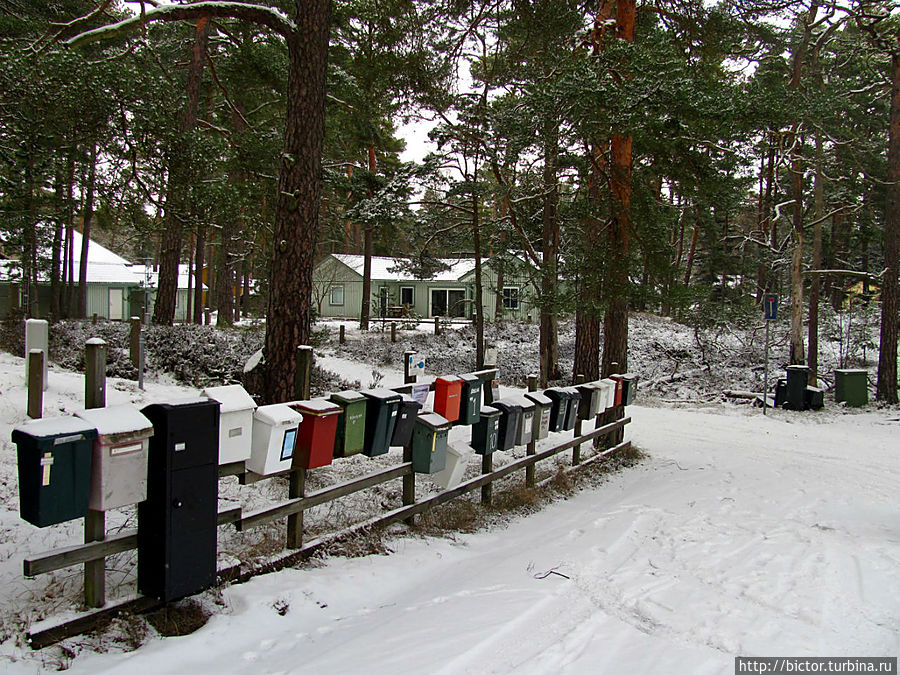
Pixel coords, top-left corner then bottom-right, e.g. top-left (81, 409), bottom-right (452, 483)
top-left (110, 442), bottom-right (143, 456)
top-left (40, 452), bottom-right (54, 486)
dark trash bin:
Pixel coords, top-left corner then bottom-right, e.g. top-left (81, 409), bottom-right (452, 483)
top-left (785, 365), bottom-right (810, 410)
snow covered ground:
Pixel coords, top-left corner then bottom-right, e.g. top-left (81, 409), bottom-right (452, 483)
top-left (0, 319), bottom-right (896, 672)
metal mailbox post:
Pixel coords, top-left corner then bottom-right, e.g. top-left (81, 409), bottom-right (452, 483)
top-left (492, 399), bottom-right (522, 451)
top-left (434, 376), bottom-right (463, 423)
top-left (411, 413), bottom-right (451, 474)
top-left (75, 405), bottom-right (154, 511)
top-left (524, 391), bottom-right (552, 441)
top-left (458, 374), bottom-right (482, 425)
top-left (330, 390), bottom-right (368, 457)
top-left (471, 405), bottom-right (501, 455)
top-left (138, 399), bottom-right (220, 602)
top-left (201, 384), bottom-right (256, 465)
top-left (361, 389), bottom-right (402, 457)
top-left (248, 404), bottom-right (302, 475)
top-left (289, 399), bottom-right (342, 469)
top-left (12, 417), bottom-right (97, 527)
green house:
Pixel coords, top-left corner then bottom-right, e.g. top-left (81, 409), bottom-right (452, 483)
top-left (313, 254), bottom-right (538, 322)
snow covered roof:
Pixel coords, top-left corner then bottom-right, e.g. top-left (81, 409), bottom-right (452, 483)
top-left (331, 254), bottom-right (478, 282)
top-left (132, 264), bottom-right (204, 291)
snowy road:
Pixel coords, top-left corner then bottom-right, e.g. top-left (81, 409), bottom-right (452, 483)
top-left (31, 405), bottom-right (900, 673)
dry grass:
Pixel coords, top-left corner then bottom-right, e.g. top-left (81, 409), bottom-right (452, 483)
top-left (145, 599), bottom-right (210, 637)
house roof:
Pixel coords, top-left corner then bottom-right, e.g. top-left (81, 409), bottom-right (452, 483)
top-left (331, 254), bottom-right (480, 282)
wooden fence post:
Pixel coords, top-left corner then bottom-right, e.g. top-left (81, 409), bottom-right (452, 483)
top-left (391, 322), bottom-right (397, 343)
top-left (434, 316), bottom-right (440, 336)
top-left (129, 317), bottom-right (141, 366)
top-left (403, 443), bottom-right (415, 526)
top-left (573, 374), bottom-right (584, 465)
top-left (339, 324), bottom-right (346, 345)
top-left (287, 345), bottom-right (314, 549)
top-left (84, 338), bottom-right (107, 608)
top-left (92, 313), bottom-right (98, 325)
top-left (27, 350), bottom-right (43, 419)
top-left (526, 375), bottom-right (537, 488)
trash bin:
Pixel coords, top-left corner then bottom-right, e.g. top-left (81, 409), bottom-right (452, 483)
top-left (201, 384), bottom-right (256, 465)
top-left (391, 395), bottom-right (422, 447)
top-left (512, 395), bottom-right (535, 446)
top-left (432, 443), bottom-right (471, 490)
top-left (411, 413), bottom-right (451, 474)
top-left (805, 386), bottom-right (824, 410)
top-left (471, 405), bottom-right (501, 455)
top-left (458, 374), bottom-right (482, 425)
top-left (76, 405), bottom-right (154, 511)
top-left (576, 382), bottom-right (601, 420)
top-left (12, 417), bottom-right (97, 527)
top-left (785, 365), bottom-right (809, 410)
top-left (289, 399), bottom-right (342, 469)
top-left (834, 369), bottom-right (868, 407)
top-left (492, 399), bottom-right (522, 450)
top-left (247, 403), bottom-right (302, 475)
top-left (562, 387), bottom-right (581, 430)
top-left (330, 390), bottom-right (368, 458)
top-left (434, 376), bottom-right (463, 423)
top-left (774, 378), bottom-right (787, 407)
top-left (138, 398), bottom-right (219, 602)
top-left (524, 391), bottom-right (553, 441)
top-left (543, 388), bottom-right (569, 432)
top-left (360, 389), bottom-right (402, 457)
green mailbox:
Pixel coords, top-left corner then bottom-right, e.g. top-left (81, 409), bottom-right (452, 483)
top-left (330, 390), bottom-right (368, 457)
top-left (411, 412), bottom-right (451, 473)
top-left (458, 374), bottom-right (482, 425)
top-left (471, 405), bottom-right (501, 455)
top-left (834, 369), bottom-right (868, 407)
top-left (12, 417), bottom-right (97, 527)
top-left (361, 388), bottom-right (402, 457)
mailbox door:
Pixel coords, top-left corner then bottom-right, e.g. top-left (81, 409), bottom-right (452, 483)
top-left (391, 399), bottom-right (422, 447)
top-left (459, 377), bottom-right (482, 425)
top-left (335, 399), bottom-right (367, 457)
top-left (165, 467), bottom-right (218, 601)
top-left (364, 397), bottom-right (400, 457)
top-left (297, 413), bottom-right (339, 469)
top-left (434, 378), bottom-right (462, 423)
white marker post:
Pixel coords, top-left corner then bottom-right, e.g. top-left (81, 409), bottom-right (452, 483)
top-left (763, 294), bottom-right (778, 415)
top-left (25, 319), bottom-right (49, 391)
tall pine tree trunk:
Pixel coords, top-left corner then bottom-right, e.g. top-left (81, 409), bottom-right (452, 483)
top-left (78, 142), bottom-right (97, 319)
top-left (539, 121), bottom-right (561, 386)
top-left (808, 134), bottom-right (825, 385)
top-left (359, 144), bottom-right (377, 330)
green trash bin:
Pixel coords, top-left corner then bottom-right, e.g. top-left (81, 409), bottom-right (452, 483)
top-left (361, 389), bottom-right (402, 457)
top-left (411, 412), bottom-right (451, 474)
top-left (330, 390), bottom-right (367, 458)
top-left (834, 369), bottom-right (868, 407)
top-left (12, 417), bottom-right (97, 527)
top-left (459, 374), bottom-right (482, 425)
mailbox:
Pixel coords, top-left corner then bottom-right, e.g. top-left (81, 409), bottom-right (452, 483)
top-left (543, 388), bottom-right (569, 432)
top-left (524, 391), bottom-right (552, 441)
top-left (201, 384), bottom-right (256, 465)
top-left (562, 387), bottom-right (581, 430)
top-left (411, 412), bottom-right (451, 474)
top-left (361, 389), bottom-right (402, 457)
top-left (471, 405), bottom-right (501, 455)
top-left (432, 443), bottom-right (470, 490)
top-left (76, 405), bottom-right (154, 511)
top-left (434, 376), bottom-right (463, 423)
top-left (492, 399), bottom-right (522, 450)
top-left (599, 378), bottom-right (617, 410)
top-left (834, 369), bottom-right (868, 407)
top-left (620, 374), bottom-right (639, 406)
top-left (576, 382), bottom-right (601, 420)
top-left (12, 417), bottom-right (96, 527)
top-left (289, 399), bottom-right (342, 469)
top-left (330, 390), bottom-right (368, 457)
top-left (458, 374), bottom-right (482, 425)
top-left (391, 395), bottom-right (422, 447)
top-left (511, 395), bottom-right (535, 446)
top-left (609, 376), bottom-right (624, 406)
top-left (138, 399), bottom-right (219, 602)
top-left (248, 404), bottom-right (302, 475)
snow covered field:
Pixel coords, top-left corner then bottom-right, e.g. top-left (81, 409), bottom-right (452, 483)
top-left (0, 323), bottom-right (896, 672)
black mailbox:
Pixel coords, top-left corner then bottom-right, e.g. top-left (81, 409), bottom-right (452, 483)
top-left (361, 389), bottom-right (402, 457)
top-left (492, 399), bottom-right (522, 451)
top-left (562, 387), bottom-right (581, 430)
top-left (391, 395), bottom-right (422, 447)
top-left (471, 406), bottom-right (501, 455)
top-left (12, 417), bottom-right (96, 527)
top-left (459, 374), bottom-right (482, 425)
top-left (620, 374), bottom-right (639, 406)
top-left (543, 388), bottom-right (569, 432)
top-left (138, 398), bottom-right (220, 602)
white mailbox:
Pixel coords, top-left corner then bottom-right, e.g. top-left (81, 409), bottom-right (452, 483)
top-left (599, 379), bottom-right (617, 411)
top-left (511, 394), bottom-right (535, 446)
top-left (248, 404), bottom-right (302, 475)
top-left (201, 384), bottom-right (256, 465)
top-left (76, 405), bottom-right (154, 511)
top-left (432, 443), bottom-right (471, 490)
top-left (524, 390), bottom-right (553, 441)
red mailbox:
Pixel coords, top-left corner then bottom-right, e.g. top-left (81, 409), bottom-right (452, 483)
top-left (434, 376), bottom-right (463, 423)
top-left (289, 399), bottom-right (342, 469)
top-left (610, 375), bottom-right (624, 406)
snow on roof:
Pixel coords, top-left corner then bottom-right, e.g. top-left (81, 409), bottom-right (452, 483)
top-left (332, 254), bottom-right (478, 282)
top-left (133, 264), bottom-right (205, 291)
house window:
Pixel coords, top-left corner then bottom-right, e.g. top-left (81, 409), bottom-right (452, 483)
top-left (400, 286), bottom-right (414, 306)
top-left (502, 287), bottom-right (519, 310)
top-left (330, 285), bottom-right (344, 306)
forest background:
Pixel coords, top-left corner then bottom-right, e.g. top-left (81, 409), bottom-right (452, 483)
top-left (0, 0), bottom-right (897, 404)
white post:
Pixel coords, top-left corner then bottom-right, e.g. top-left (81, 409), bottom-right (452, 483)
top-left (25, 319), bottom-right (49, 391)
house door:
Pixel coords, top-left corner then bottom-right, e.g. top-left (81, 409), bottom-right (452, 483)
top-left (447, 290), bottom-right (466, 317)
top-left (430, 289), bottom-right (467, 318)
top-left (430, 289), bottom-right (447, 317)
top-left (109, 288), bottom-right (124, 320)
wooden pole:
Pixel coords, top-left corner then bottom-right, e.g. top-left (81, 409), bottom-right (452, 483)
top-left (27, 349), bottom-right (43, 419)
top-left (391, 322), bottom-right (397, 343)
top-left (573, 374), bottom-right (584, 465)
top-left (402, 443), bottom-right (415, 526)
top-left (83, 338), bottom-right (106, 608)
top-left (434, 316), bottom-right (440, 336)
top-left (339, 324), bottom-right (346, 345)
top-left (288, 345), bottom-right (313, 549)
top-left (526, 374), bottom-right (537, 488)
top-left (129, 316), bottom-right (141, 366)
top-left (481, 453), bottom-right (493, 506)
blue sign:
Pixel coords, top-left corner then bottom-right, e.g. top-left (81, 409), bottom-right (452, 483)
top-left (764, 294), bottom-right (778, 321)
